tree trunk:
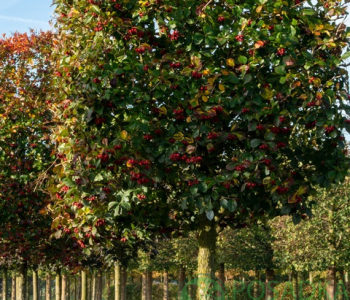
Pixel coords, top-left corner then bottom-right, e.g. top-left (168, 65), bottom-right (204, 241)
top-left (120, 268), bottom-right (126, 300)
top-left (292, 271), bottom-right (299, 300)
top-left (338, 269), bottom-right (347, 300)
top-left (2, 269), bottom-right (7, 300)
top-left (106, 273), bottom-right (111, 300)
top-left (178, 266), bottom-right (186, 300)
top-left (216, 263), bottom-right (225, 299)
top-left (80, 271), bottom-right (87, 300)
top-left (88, 275), bottom-right (92, 300)
top-left (309, 272), bottom-right (312, 284)
top-left (55, 270), bottom-right (61, 300)
top-left (187, 270), bottom-right (196, 300)
top-left (141, 272), bottom-right (147, 300)
top-left (114, 265), bottom-right (121, 300)
top-left (253, 270), bottom-right (260, 299)
top-left (163, 271), bottom-right (169, 300)
top-left (18, 263), bottom-right (27, 300)
top-left (327, 266), bottom-right (336, 300)
top-left (91, 272), bottom-right (96, 300)
top-left (265, 269), bottom-right (274, 300)
top-left (197, 217), bottom-right (217, 300)
top-left (345, 271), bottom-right (349, 297)
top-left (61, 274), bottom-right (67, 300)
top-left (66, 276), bottom-right (70, 300)
top-left (146, 271), bottom-right (152, 300)
top-left (46, 274), bottom-right (51, 300)
top-left (96, 270), bottom-right (102, 300)
top-left (33, 270), bottom-right (39, 300)
top-left (11, 276), bottom-right (15, 300)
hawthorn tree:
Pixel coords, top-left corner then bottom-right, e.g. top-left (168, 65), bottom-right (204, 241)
top-left (52, 0), bottom-right (350, 298)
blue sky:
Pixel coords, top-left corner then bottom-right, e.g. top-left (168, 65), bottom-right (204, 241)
top-left (0, 0), bottom-right (54, 35)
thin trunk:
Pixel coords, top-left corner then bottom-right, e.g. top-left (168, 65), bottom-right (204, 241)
top-left (88, 276), bottom-right (92, 300)
top-left (2, 269), bottom-right (7, 300)
top-left (120, 268), bottom-right (126, 300)
top-left (292, 271), bottom-right (299, 300)
top-left (253, 270), bottom-right (260, 299)
top-left (55, 270), bottom-right (61, 300)
top-left (45, 274), bottom-right (51, 300)
top-left (77, 275), bottom-right (81, 300)
top-left (96, 271), bottom-right (102, 300)
top-left (178, 266), bottom-right (186, 300)
top-left (91, 272), bottom-right (96, 300)
top-left (309, 272), bottom-right (312, 284)
top-left (106, 273), bottom-right (111, 300)
top-left (146, 271), bottom-right (152, 300)
top-left (327, 266), bottom-right (336, 300)
top-left (80, 271), bottom-right (87, 300)
top-left (188, 270), bottom-right (196, 300)
top-left (216, 263), bottom-right (225, 299)
top-left (114, 265), bottom-right (121, 300)
top-left (18, 263), bottom-right (28, 300)
top-left (11, 276), bottom-right (15, 300)
top-left (163, 271), bottom-right (169, 300)
top-left (33, 270), bottom-right (39, 300)
top-left (141, 272), bottom-right (147, 300)
top-left (61, 274), bottom-right (67, 300)
top-left (339, 269), bottom-right (347, 300)
top-left (197, 217), bottom-right (217, 300)
top-left (66, 276), bottom-right (70, 300)
top-left (265, 269), bottom-right (274, 300)
top-left (39, 277), bottom-right (42, 300)
top-left (74, 277), bottom-right (77, 300)
top-left (345, 271), bottom-right (349, 296)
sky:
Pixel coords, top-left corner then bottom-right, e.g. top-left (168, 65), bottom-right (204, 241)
top-left (0, 0), bottom-right (54, 36)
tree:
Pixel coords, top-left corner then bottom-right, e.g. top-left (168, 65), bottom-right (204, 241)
top-left (52, 1), bottom-right (350, 298)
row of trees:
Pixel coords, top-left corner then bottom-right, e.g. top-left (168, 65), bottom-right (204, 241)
top-left (1, 0), bottom-right (350, 299)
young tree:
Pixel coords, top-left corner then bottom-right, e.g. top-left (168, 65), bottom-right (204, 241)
top-left (52, 1), bottom-right (350, 298)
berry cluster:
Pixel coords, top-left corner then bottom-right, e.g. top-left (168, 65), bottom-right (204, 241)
top-left (276, 186), bottom-right (289, 195)
top-left (188, 179), bottom-right (199, 186)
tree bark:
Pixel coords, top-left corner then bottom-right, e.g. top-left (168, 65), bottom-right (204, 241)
top-left (33, 270), bottom-right (39, 300)
top-left (11, 276), bottom-right (15, 300)
top-left (106, 272), bottom-right (111, 300)
top-left (338, 269), bottom-right (347, 300)
top-left (292, 270), bottom-right (299, 300)
top-left (66, 276), bottom-right (70, 300)
top-left (18, 263), bottom-right (27, 300)
top-left (163, 270), bottom-right (169, 300)
top-left (308, 272), bottom-right (313, 284)
top-left (146, 271), bottom-right (152, 300)
top-left (80, 271), bottom-right (87, 300)
top-left (55, 270), bottom-right (61, 300)
top-left (178, 266), bottom-right (186, 300)
top-left (187, 270), bottom-right (196, 300)
top-left (88, 275), bottom-right (92, 300)
top-left (2, 269), bottom-right (7, 300)
top-left (141, 271), bottom-right (147, 300)
top-left (327, 266), bottom-right (336, 300)
top-left (114, 265), bottom-right (121, 300)
top-left (46, 274), bottom-right (51, 300)
top-left (265, 269), bottom-right (274, 300)
top-left (91, 272), bottom-right (96, 300)
top-left (216, 263), bottom-right (225, 299)
top-left (61, 274), bottom-right (67, 300)
top-left (197, 217), bottom-right (217, 300)
top-left (120, 268), bottom-right (126, 300)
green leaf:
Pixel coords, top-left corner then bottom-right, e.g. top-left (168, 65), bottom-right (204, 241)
top-left (275, 66), bottom-right (286, 75)
top-left (181, 199), bottom-right (187, 210)
top-left (250, 139), bottom-right (260, 148)
top-left (94, 173), bottom-right (104, 182)
top-left (62, 178), bottom-right (75, 188)
top-left (281, 205), bottom-right (291, 215)
top-left (193, 33), bottom-right (204, 45)
top-left (108, 202), bottom-right (118, 210)
top-left (238, 56), bottom-right (248, 64)
top-left (243, 74), bottom-right (252, 84)
top-left (206, 210), bottom-right (214, 221)
top-left (227, 200), bottom-right (237, 212)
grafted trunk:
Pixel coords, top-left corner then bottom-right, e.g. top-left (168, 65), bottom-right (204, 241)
top-left (292, 271), bottom-right (299, 300)
top-left (216, 263), bottom-right (225, 299)
top-left (265, 269), bottom-right (274, 300)
top-left (141, 272), bottom-right (147, 300)
top-left (146, 271), bottom-right (152, 300)
top-left (114, 265), bottom-right (121, 300)
top-left (55, 270), bottom-right (61, 300)
top-left (33, 270), bottom-right (39, 300)
top-left (327, 266), bottom-right (336, 300)
top-left (80, 271), bottom-right (87, 300)
top-left (11, 276), bottom-right (15, 300)
top-left (120, 268), bottom-right (126, 300)
top-left (61, 274), bottom-right (67, 300)
top-left (163, 270), bottom-right (169, 300)
top-left (45, 274), bottom-right (51, 300)
top-left (2, 269), bottom-right (8, 300)
top-left (178, 266), bottom-right (186, 299)
top-left (197, 217), bottom-right (217, 300)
